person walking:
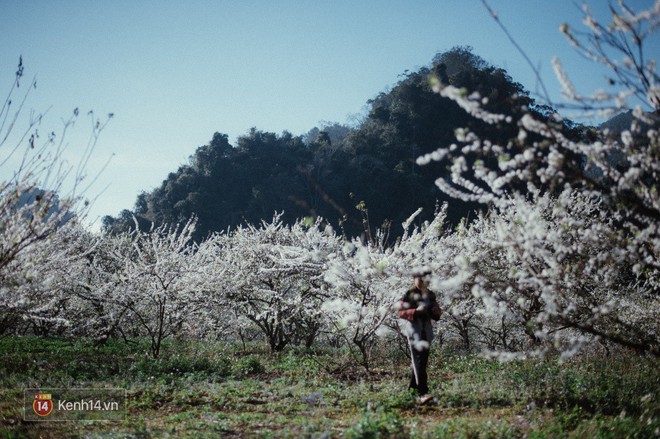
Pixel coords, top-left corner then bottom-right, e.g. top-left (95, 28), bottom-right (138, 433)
top-left (397, 274), bottom-right (442, 404)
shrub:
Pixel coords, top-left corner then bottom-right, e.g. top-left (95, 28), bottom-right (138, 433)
top-left (131, 354), bottom-right (231, 382)
top-left (233, 355), bottom-right (266, 377)
top-left (346, 405), bottom-right (407, 438)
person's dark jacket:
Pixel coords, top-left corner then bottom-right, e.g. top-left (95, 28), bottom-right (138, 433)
top-left (398, 288), bottom-right (441, 322)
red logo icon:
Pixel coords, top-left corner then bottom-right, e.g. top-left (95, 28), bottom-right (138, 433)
top-left (32, 393), bottom-right (53, 417)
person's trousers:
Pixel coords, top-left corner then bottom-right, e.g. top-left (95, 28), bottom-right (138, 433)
top-left (408, 342), bottom-right (430, 396)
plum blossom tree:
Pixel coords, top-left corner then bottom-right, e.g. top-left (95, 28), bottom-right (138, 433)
top-left (59, 228), bottom-right (135, 343)
top-left (0, 222), bottom-right (89, 336)
top-left (105, 218), bottom-right (204, 358)
top-left (322, 237), bottom-right (401, 371)
top-left (205, 214), bottom-right (340, 352)
top-left (0, 58), bottom-right (111, 332)
top-left (416, 1), bottom-right (660, 358)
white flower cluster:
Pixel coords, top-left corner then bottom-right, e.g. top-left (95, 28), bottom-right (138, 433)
top-left (7, 184), bottom-right (656, 361)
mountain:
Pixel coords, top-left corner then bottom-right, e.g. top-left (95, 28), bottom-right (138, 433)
top-left (101, 47), bottom-right (547, 241)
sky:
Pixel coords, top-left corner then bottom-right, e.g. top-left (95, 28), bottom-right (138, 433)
top-left (1, 0), bottom-right (657, 230)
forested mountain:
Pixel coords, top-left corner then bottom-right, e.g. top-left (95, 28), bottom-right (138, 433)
top-left (101, 47), bottom-right (555, 240)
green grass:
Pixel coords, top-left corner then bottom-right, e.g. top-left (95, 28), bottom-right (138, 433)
top-left (0, 337), bottom-right (658, 438)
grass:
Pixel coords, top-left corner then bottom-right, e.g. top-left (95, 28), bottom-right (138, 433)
top-left (0, 336), bottom-right (658, 438)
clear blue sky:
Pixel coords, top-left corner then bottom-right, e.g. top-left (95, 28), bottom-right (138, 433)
top-left (1, 0), bottom-right (657, 229)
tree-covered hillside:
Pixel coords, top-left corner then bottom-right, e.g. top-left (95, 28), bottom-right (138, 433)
top-left (101, 47), bottom-right (557, 240)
